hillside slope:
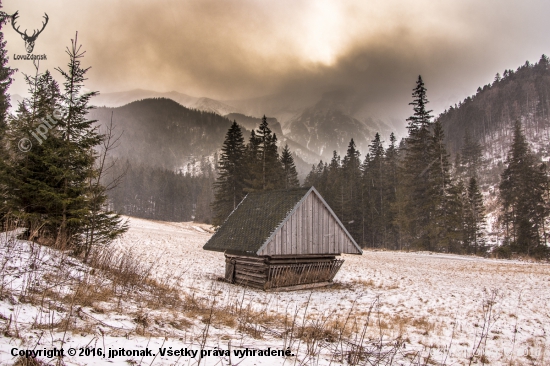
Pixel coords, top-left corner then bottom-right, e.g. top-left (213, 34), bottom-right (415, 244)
top-left (438, 55), bottom-right (550, 163)
top-left (88, 98), bottom-right (233, 169)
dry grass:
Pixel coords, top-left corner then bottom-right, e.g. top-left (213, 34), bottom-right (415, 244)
top-left (2, 219), bottom-right (548, 366)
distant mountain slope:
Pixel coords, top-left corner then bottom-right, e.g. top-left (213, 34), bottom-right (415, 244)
top-left (92, 89), bottom-right (198, 108)
top-left (438, 55), bottom-right (550, 159)
top-left (194, 98), bottom-right (238, 116)
top-left (286, 94), bottom-right (378, 160)
top-left (89, 88), bottom-right (398, 165)
top-left (88, 98), bottom-right (234, 169)
top-left (226, 92), bottom-right (318, 126)
top-left (93, 90), bottom-right (242, 118)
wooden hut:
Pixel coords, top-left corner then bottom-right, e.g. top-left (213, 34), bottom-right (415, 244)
top-left (203, 187), bottom-right (362, 291)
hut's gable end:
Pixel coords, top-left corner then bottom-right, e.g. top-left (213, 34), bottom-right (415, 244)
top-left (258, 191), bottom-right (361, 256)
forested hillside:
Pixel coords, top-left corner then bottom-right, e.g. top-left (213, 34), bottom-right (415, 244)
top-left (438, 55), bottom-right (550, 159)
top-left (107, 160), bottom-right (216, 223)
top-left (88, 98), bottom-right (234, 169)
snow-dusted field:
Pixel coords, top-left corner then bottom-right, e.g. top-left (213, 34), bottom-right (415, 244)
top-left (118, 217), bottom-right (550, 365)
top-left (0, 217), bottom-right (548, 365)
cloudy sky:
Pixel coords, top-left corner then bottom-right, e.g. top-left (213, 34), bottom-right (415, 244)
top-left (4, 0), bottom-right (550, 123)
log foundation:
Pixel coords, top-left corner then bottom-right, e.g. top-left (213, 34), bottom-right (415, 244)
top-left (224, 254), bottom-right (344, 290)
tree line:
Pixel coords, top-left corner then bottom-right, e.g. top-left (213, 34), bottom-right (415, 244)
top-left (107, 160), bottom-right (215, 223)
top-left (212, 116), bottom-right (300, 226)
top-left (212, 76), bottom-right (550, 258)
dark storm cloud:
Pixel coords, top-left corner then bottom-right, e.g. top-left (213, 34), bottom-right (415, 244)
top-left (5, 0), bottom-right (550, 123)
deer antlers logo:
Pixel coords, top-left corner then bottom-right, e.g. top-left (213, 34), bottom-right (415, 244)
top-left (11, 11), bottom-right (49, 54)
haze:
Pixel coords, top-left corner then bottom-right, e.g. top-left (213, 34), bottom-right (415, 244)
top-left (4, 0), bottom-right (550, 124)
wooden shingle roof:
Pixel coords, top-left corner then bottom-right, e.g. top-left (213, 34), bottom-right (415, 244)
top-left (203, 187), bottom-right (362, 256)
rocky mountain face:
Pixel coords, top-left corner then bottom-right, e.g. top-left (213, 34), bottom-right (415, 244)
top-left (193, 98), bottom-right (238, 116)
top-left (285, 92), bottom-right (392, 161)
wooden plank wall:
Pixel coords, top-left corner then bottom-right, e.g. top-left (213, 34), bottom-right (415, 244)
top-left (258, 192), bottom-right (360, 256)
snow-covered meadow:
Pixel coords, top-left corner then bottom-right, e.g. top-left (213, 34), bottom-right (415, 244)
top-left (0, 216), bottom-right (548, 365)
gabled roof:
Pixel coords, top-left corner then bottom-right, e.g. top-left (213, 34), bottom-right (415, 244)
top-left (203, 187), bottom-right (362, 256)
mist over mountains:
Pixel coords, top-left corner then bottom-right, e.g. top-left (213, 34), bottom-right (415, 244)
top-left (91, 88), bottom-right (394, 166)
top-left (88, 98), bottom-right (314, 179)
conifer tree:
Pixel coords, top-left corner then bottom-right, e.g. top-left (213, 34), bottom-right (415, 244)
top-left (325, 152), bottom-right (342, 217)
top-left (401, 75), bottom-right (435, 250)
top-left (360, 153), bottom-right (370, 246)
top-left (280, 144), bottom-right (299, 189)
top-left (363, 133), bottom-right (385, 247)
top-left (304, 164), bottom-right (319, 188)
top-left (4, 69), bottom-right (63, 237)
top-left (4, 35), bottom-right (126, 255)
top-left (244, 129), bottom-right (261, 190)
top-left (384, 133), bottom-right (400, 249)
top-left (0, 3), bottom-right (16, 222)
top-left (0, 8), bottom-right (12, 132)
top-left (407, 75), bottom-right (433, 137)
top-left (212, 121), bottom-right (246, 226)
top-left (54, 34), bottom-right (105, 246)
top-left (342, 139), bottom-right (362, 241)
top-left (499, 121), bottom-right (548, 256)
top-left (429, 120), bottom-right (454, 251)
top-left (195, 157), bottom-right (215, 224)
top-left (444, 180), bottom-right (466, 253)
top-left (245, 116), bottom-right (283, 191)
top-left (464, 177), bottom-right (486, 254)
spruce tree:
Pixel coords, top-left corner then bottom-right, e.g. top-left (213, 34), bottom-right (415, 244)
top-left (245, 116), bottom-right (283, 191)
top-left (499, 121), bottom-right (548, 256)
top-left (244, 129), bottom-right (261, 190)
top-left (342, 139), bottom-right (362, 241)
top-left (429, 120), bottom-right (454, 251)
top-left (401, 75), bottom-right (435, 250)
top-left (280, 144), bottom-right (299, 189)
top-left (4, 35), bottom-right (126, 255)
top-left (0, 3), bottom-right (16, 223)
top-left (4, 69), bottom-right (63, 237)
top-left (445, 180), bottom-right (466, 253)
top-left (0, 2), bottom-right (14, 132)
top-left (212, 121), bottom-right (246, 226)
top-left (364, 133), bottom-right (385, 247)
top-left (53, 34), bottom-right (104, 247)
top-left (406, 75), bottom-right (433, 137)
top-left (384, 133), bottom-right (400, 249)
top-left (326, 152), bottom-right (343, 218)
top-left (304, 164), bottom-right (319, 188)
top-left (464, 177), bottom-right (486, 255)
top-left (360, 153), bottom-right (371, 247)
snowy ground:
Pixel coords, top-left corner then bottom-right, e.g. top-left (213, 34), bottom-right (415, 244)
top-left (0, 217), bottom-right (549, 365)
